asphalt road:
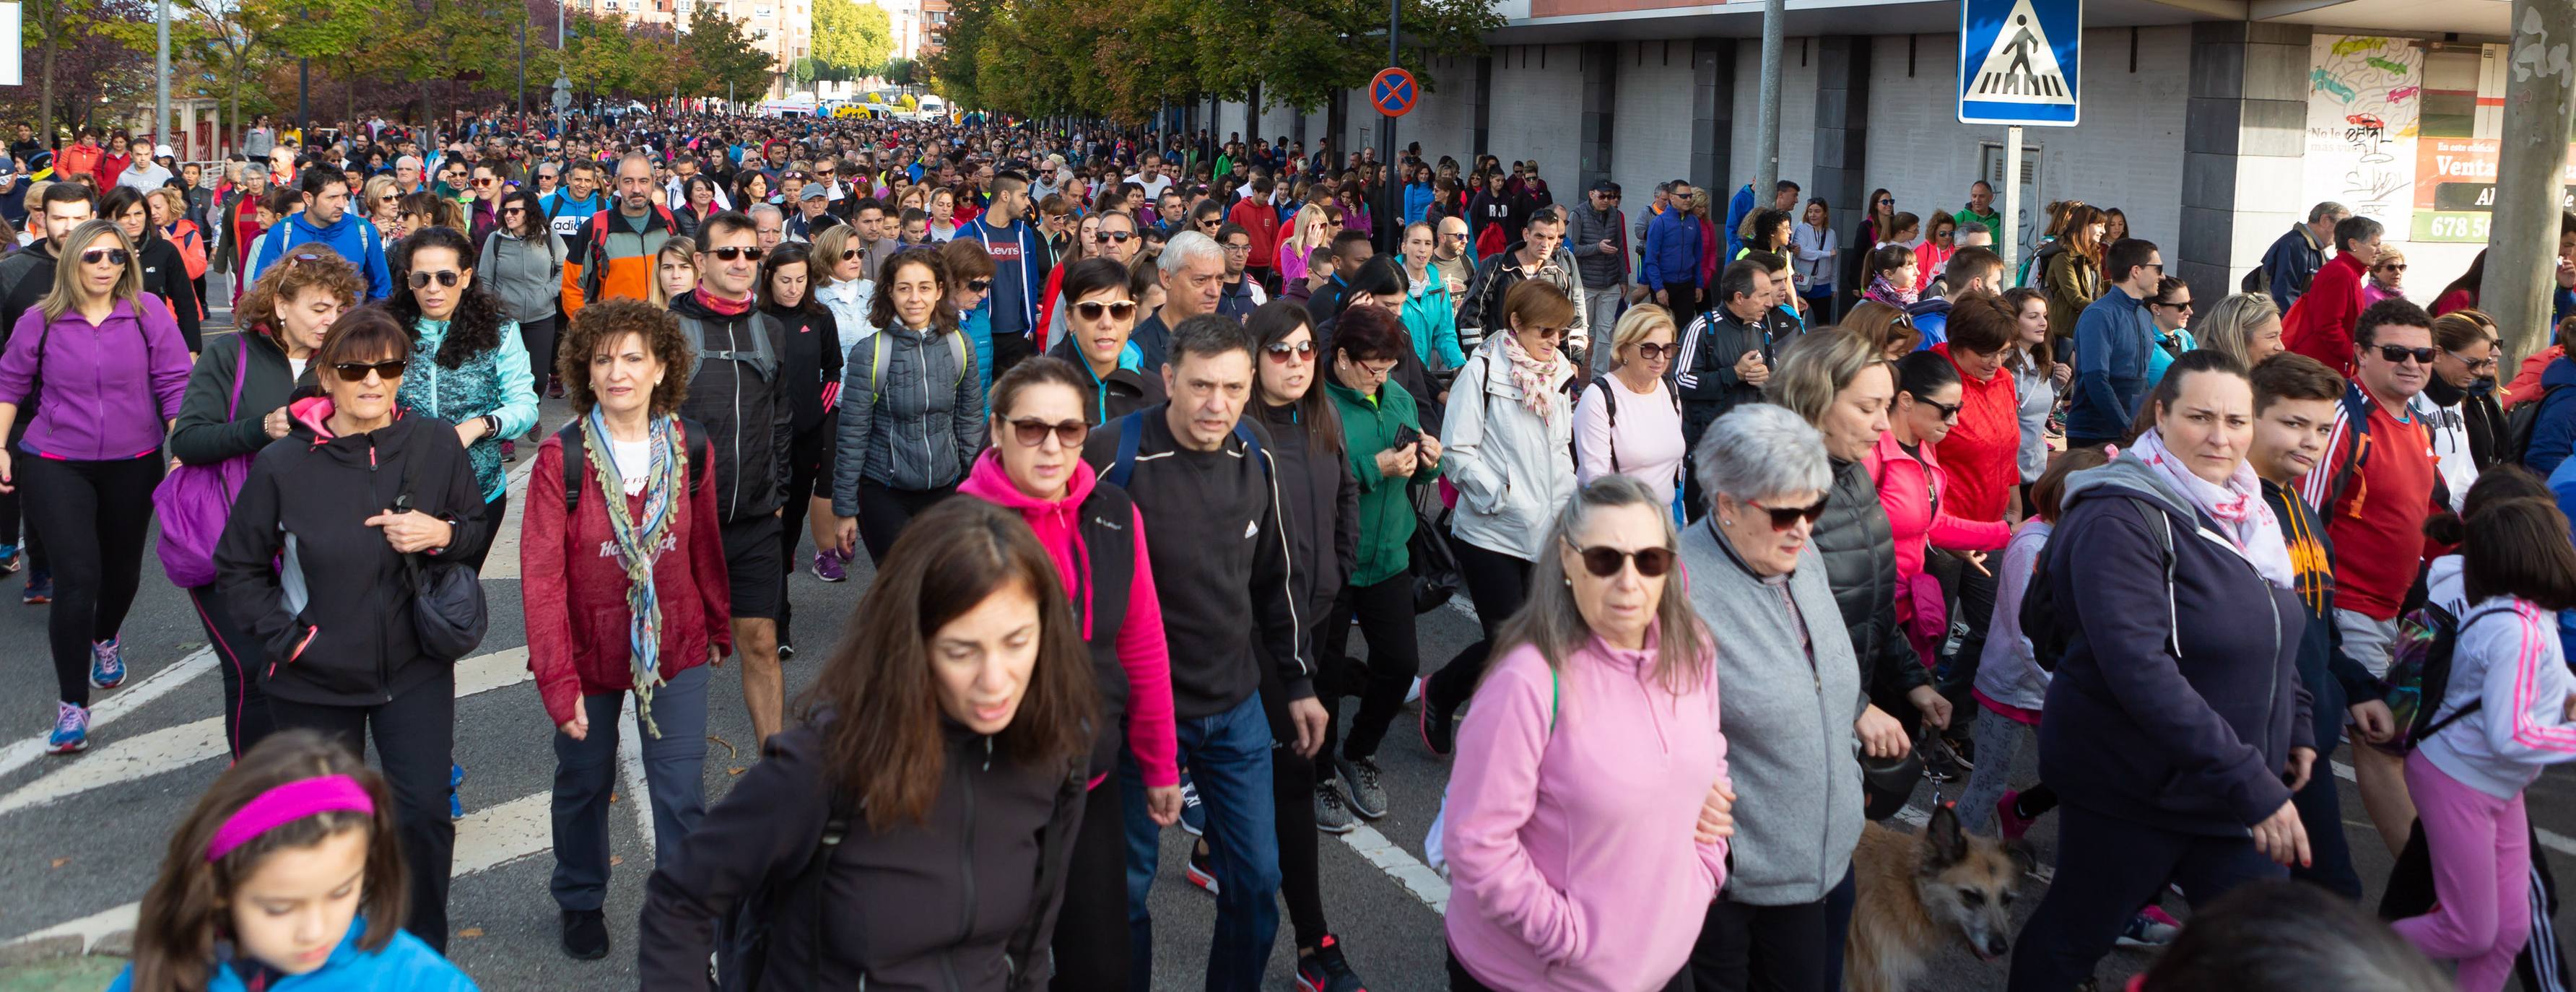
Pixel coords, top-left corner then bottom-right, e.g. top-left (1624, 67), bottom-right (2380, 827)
top-left (0, 318), bottom-right (2570, 990)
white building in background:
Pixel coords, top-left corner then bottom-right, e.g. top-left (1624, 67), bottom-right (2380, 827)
top-left (571, 0), bottom-right (813, 97)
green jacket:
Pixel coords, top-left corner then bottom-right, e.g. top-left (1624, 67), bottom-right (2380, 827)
top-left (1327, 376), bottom-right (1443, 588)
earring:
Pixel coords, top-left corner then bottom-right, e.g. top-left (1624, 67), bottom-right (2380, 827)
top-left (1720, 518), bottom-right (1733, 526)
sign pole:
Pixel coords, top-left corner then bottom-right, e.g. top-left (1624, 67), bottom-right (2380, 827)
top-left (2003, 125), bottom-right (2022, 282)
top-left (1380, 0), bottom-right (1399, 253)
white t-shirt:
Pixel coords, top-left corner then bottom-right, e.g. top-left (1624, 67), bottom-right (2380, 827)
top-left (287, 357), bottom-right (309, 383)
top-left (1126, 173), bottom-right (1172, 202)
top-left (609, 438), bottom-right (650, 496)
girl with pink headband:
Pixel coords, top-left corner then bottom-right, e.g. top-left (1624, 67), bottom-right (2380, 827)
top-left (112, 730), bottom-right (478, 992)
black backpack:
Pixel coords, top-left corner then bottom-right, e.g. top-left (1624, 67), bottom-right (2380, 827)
top-left (557, 419), bottom-right (713, 513)
top-left (2022, 495), bottom-right (2174, 672)
top-left (2499, 381), bottom-right (2568, 466)
top-left (2382, 603), bottom-right (2519, 753)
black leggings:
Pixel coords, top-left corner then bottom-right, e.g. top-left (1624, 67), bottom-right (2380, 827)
top-left (519, 316), bottom-right (559, 405)
top-left (1690, 868), bottom-right (1856, 992)
top-left (777, 419), bottom-right (834, 569)
top-left (267, 667), bottom-right (458, 952)
top-left (1051, 775), bottom-right (1133, 991)
top-left (1259, 614), bottom-right (1338, 952)
top-left (1320, 573), bottom-right (1420, 771)
top-left (1425, 539), bottom-right (1533, 714)
top-left (191, 583), bottom-right (275, 760)
top-left (22, 455), bottom-right (160, 707)
top-left (856, 479), bottom-right (957, 565)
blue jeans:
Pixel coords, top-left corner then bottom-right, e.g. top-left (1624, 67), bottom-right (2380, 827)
top-left (1123, 692), bottom-right (1279, 992)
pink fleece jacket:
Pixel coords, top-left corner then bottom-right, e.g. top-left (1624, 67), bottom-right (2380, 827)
top-left (1863, 429), bottom-right (2011, 580)
top-left (956, 449), bottom-right (1180, 788)
top-left (1443, 630), bottom-right (1729, 992)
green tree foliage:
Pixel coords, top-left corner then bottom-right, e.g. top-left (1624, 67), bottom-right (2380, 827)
top-left (811, 0), bottom-right (892, 81)
top-left (679, 9), bottom-right (775, 99)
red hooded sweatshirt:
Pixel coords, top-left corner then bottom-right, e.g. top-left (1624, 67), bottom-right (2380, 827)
top-left (956, 448), bottom-right (1180, 788)
top-left (2282, 251), bottom-right (2368, 376)
top-left (521, 425), bottom-right (734, 727)
top-left (1933, 342), bottom-right (2022, 524)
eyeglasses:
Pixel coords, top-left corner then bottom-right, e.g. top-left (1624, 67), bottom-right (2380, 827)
top-left (2373, 344), bottom-right (2438, 365)
top-left (706, 245), bottom-right (766, 261)
top-left (1747, 495), bottom-right (1831, 531)
top-left (2448, 350), bottom-right (2500, 374)
top-left (967, 278), bottom-right (993, 293)
top-left (79, 248), bottom-right (130, 266)
top-left (1074, 300), bottom-right (1137, 321)
top-left (1563, 541), bottom-right (1675, 578)
top-left (2378, 264), bottom-right (2408, 272)
top-left (408, 269), bottom-right (461, 288)
top-left (1630, 342), bottom-right (1674, 361)
top-left (1915, 396), bottom-right (1964, 422)
top-left (1004, 416), bottom-right (1088, 448)
top-left (2153, 300), bottom-right (2193, 312)
top-left (1264, 340), bottom-right (1316, 362)
top-left (1096, 231), bottom-right (1133, 243)
top-left (331, 359), bottom-right (407, 381)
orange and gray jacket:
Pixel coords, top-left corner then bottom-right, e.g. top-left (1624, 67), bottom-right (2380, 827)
top-left (560, 204), bottom-right (676, 318)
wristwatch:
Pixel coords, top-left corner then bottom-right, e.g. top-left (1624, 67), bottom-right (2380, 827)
top-left (479, 414), bottom-right (501, 437)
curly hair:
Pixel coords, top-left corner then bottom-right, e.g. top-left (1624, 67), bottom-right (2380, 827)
top-left (557, 298), bottom-right (693, 417)
top-left (386, 226), bottom-right (510, 370)
top-left (867, 247), bottom-right (960, 334)
top-left (235, 243), bottom-right (366, 348)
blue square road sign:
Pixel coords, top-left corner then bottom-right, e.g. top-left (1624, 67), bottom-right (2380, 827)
top-left (1958, 0), bottom-right (2081, 126)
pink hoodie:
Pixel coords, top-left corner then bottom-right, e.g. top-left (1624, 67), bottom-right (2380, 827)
top-left (1443, 630), bottom-right (1729, 992)
top-left (1864, 429), bottom-right (2010, 665)
top-left (956, 449), bottom-right (1180, 788)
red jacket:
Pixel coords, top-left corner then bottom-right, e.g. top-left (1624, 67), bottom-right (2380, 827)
top-left (522, 426), bottom-right (734, 727)
top-left (1229, 196), bottom-right (1282, 269)
top-left (1933, 343), bottom-right (2020, 523)
top-left (2281, 251), bottom-right (2368, 376)
top-left (57, 142), bottom-right (101, 183)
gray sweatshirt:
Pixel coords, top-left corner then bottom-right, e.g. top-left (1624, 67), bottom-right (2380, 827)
top-left (478, 230), bottom-right (567, 325)
top-left (1681, 520), bottom-right (1866, 905)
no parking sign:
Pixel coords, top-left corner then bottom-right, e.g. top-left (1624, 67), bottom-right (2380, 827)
top-left (1371, 67), bottom-right (1418, 118)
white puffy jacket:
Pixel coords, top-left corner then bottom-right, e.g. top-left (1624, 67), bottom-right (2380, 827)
top-left (1441, 334), bottom-right (1578, 562)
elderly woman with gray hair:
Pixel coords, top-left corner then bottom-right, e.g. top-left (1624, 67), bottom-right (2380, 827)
top-left (1679, 402), bottom-right (1866, 992)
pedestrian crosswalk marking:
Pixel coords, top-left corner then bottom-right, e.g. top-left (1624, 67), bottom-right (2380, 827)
top-left (0, 648), bottom-right (214, 781)
top-left (1964, 0), bottom-right (2074, 105)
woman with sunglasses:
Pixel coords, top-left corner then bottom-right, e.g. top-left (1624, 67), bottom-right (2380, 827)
top-left (956, 355), bottom-right (1180, 991)
top-left (828, 248), bottom-right (985, 564)
top-left (479, 189), bottom-right (570, 409)
top-left (363, 175), bottom-right (404, 233)
top-left (1419, 280), bottom-right (1581, 755)
top-left (1574, 304), bottom-right (1684, 507)
top-left (1448, 474), bottom-right (1724, 992)
top-left (1279, 204), bottom-right (1332, 289)
top-left (213, 308), bottom-right (490, 951)
top-left (2364, 248), bottom-right (2409, 308)
top-left (1676, 403), bottom-right (1858, 992)
top-left (2416, 310), bottom-right (2507, 511)
top-left (102, 186), bottom-right (206, 354)
top-left (0, 219), bottom-right (192, 753)
top-left (942, 238), bottom-right (998, 407)
top-left (760, 245), bottom-right (847, 650)
top-left (170, 245), bottom-right (363, 760)
top-left (1043, 258), bottom-right (1162, 423)
top-left (388, 225), bottom-right (540, 528)
top-left (2143, 275), bottom-right (2201, 390)
top-left (809, 223), bottom-right (876, 344)
top-left (1869, 351), bottom-right (2010, 674)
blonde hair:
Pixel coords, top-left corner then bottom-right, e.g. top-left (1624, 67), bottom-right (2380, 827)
top-left (1284, 203), bottom-right (1331, 257)
top-left (810, 225), bottom-right (862, 285)
top-left (2193, 293), bottom-right (2283, 370)
top-left (648, 235), bottom-right (698, 308)
top-left (362, 175), bottom-right (399, 217)
top-left (1608, 304), bottom-right (1676, 369)
top-left (147, 186), bottom-right (188, 225)
top-left (1767, 326), bottom-right (1889, 427)
top-left (40, 219), bottom-right (143, 323)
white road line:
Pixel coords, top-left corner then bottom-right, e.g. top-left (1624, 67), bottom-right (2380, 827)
top-left (2333, 759), bottom-right (2576, 858)
top-left (0, 648), bottom-right (215, 781)
top-left (1336, 822), bottom-right (1450, 915)
top-left (0, 648), bottom-right (530, 815)
top-left (6, 791), bottom-right (557, 950)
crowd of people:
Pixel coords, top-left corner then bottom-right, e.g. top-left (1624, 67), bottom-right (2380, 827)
top-left (6, 105), bottom-right (2576, 992)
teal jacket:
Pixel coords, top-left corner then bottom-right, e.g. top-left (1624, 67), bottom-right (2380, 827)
top-left (1396, 256), bottom-right (1466, 370)
top-left (397, 314), bottom-right (539, 503)
top-left (1327, 376), bottom-right (1443, 588)
top-left (110, 918), bottom-right (479, 992)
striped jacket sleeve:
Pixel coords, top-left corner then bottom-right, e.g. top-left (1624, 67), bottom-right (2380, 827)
top-left (2295, 401), bottom-right (2356, 514)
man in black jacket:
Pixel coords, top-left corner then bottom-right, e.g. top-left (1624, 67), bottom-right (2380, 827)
top-left (1082, 315), bottom-right (1323, 992)
top-left (666, 212), bottom-right (797, 747)
top-left (1674, 260), bottom-right (1783, 515)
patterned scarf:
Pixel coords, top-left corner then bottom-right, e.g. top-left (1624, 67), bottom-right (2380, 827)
top-left (1500, 333), bottom-right (1562, 422)
top-left (580, 409), bottom-right (689, 736)
top-left (2131, 427), bottom-right (2294, 589)
top-left (1865, 271), bottom-right (1919, 308)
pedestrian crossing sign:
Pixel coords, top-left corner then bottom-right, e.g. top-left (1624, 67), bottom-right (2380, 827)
top-left (1958, 0), bottom-right (2081, 126)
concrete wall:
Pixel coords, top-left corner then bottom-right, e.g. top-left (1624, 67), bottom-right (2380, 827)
top-left (1489, 44), bottom-right (1585, 191)
top-left (1611, 40), bottom-right (1699, 213)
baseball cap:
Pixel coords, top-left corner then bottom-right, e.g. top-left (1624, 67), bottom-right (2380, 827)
top-left (800, 183), bottom-right (827, 201)
top-left (154, 144), bottom-right (176, 160)
top-left (1589, 179), bottom-right (1619, 194)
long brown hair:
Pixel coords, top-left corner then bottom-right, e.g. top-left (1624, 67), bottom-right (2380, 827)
top-left (129, 731), bottom-right (406, 992)
top-left (2061, 204), bottom-right (2107, 262)
top-left (799, 498), bottom-right (1097, 830)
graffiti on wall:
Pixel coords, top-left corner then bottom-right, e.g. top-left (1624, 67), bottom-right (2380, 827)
top-left (2306, 35), bottom-right (2422, 225)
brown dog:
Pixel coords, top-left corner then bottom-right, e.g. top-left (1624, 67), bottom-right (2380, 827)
top-left (1845, 804), bottom-right (2036, 992)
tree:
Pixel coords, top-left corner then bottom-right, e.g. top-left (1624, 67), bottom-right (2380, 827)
top-left (679, 9), bottom-right (775, 100)
top-left (811, 0), bottom-right (890, 82)
top-left (923, 0), bottom-right (989, 109)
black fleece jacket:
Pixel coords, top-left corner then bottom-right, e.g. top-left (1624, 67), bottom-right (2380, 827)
top-left (1814, 456), bottom-right (1931, 718)
top-left (669, 290), bottom-right (796, 522)
top-left (1082, 406), bottom-right (1313, 716)
top-left (1256, 401), bottom-right (1360, 625)
top-left (168, 331), bottom-right (318, 469)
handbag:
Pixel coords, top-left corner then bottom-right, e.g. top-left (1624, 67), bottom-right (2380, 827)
top-left (395, 452), bottom-right (488, 662)
top-left (1408, 501), bottom-right (1463, 615)
top-left (152, 336), bottom-right (256, 588)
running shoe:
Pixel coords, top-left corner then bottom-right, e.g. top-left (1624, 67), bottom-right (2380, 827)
top-left (1419, 692), bottom-right (1457, 757)
top-left (2117, 905), bottom-right (2182, 947)
top-left (1294, 934), bottom-right (1370, 992)
top-left (1185, 843), bottom-right (1219, 895)
top-left (1313, 782), bottom-right (1357, 835)
top-left (0, 543), bottom-right (22, 574)
top-left (1404, 676), bottom-right (1422, 706)
top-left (89, 637), bottom-right (126, 690)
top-left (812, 549), bottom-right (848, 583)
top-left (22, 569), bottom-right (51, 605)
top-left (450, 763), bottom-right (465, 819)
top-left (777, 640), bottom-right (796, 661)
top-left (47, 702), bottom-right (87, 754)
top-left (451, 763), bottom-right (466, 789)
top-left (1995, 789), bottom-right (2039, 842)
top-left (1334, 754), bottom-right (1388, 819)
top-left (1178, 775), bottom-right (1206, 837)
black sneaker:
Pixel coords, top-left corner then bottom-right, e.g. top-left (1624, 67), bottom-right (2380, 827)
top-left (1334, 754), bottom-right (1388, 819)
top-left (560, 908), bottom-right (609, 960)
top-left (1294, 934), bottom-right (1370, 992)
top-left (1419, 693), bottom-right (1457, 757)
top-left (1313, 782), bottom-right (1357, 835)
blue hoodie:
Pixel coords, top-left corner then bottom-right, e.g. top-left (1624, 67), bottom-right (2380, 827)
top-left (110, 918), bottom-right (479, 992)
top-left (1640, 206), bottom-right (1702, 293)
top-left (1403, 182), bottom-right (1436, 225)
top-left (248, 207), bottom-right (392, 300)
top-left (967, 217), bottom-right (1048, 344)
top-left (1724, 183), bottom-right (1756, 260)
top-left (2524, 354), bottom-right (2576, 477)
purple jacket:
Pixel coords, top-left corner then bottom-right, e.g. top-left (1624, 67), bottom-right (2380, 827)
top-left (2, 297), bottom-right (192, 460)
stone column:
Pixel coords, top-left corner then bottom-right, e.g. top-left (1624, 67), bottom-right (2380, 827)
top-left (1690, 38), bottom-right (1736, 196)
top-left (1812, 36), bottom-right (1873, 235)
top-left (1579, 41), bottom-right (1617, 193)
top-left (2177, 20), bottom-right (2312, 307)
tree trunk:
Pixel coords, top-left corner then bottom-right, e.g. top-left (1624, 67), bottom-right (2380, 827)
top-left (228, 76), bottom-right (243, 156)
top-left (38, 2), bottom-right (60, 147)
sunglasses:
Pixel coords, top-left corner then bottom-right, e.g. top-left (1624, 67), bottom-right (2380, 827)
top-left (965, 278), bottom-right (993, 293)
top-left (1915, 396), bottom-right (1964, 422)
top-left (1004, 417), bottom-right (1088, 448)
top-left (502, 206), bottom-right (527, 216)
top-left (2378, 264), bottom-right (2407, 272)
top-left (2449, 350), bottom-right (2500, 374)
top-left (1749, 495), bottom-right (1832, 531)
top-left (1630, 342), bottom-right (1674, 361)
top-left (1264, 339), bottom-right (1317, 362)
top-left (1877, 199), bottom-right (1894, 206)
top-left (707, 245), bottom-right (766, 261)
top-left (408, 269), bottom-right (461, 288)
top-left (2374, 344), bottom-right (2437, 365)
top-left (1527, 326), bottom-right (1567, 341)
top-left (331, 359), bottom-right (407, 381)
top-left (1096, 231), bottom-right (1134, 243)
top-left (1565, 541), bottom-right (1676, 578)
top-left (1074, 300), bottom-right (1138, 321)
top-left (79, 248), bottom-right (130, 266)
